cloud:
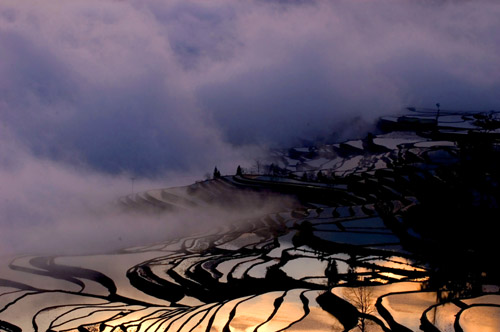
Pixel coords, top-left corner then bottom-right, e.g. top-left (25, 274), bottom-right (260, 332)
top-left (194, 0), bottom-right (500, 144)
top-left (1, 0), bottom-right (500, 174)
top-left (0, 0), bottom-right (499, 255)
top-left (0, 0), bottom-right (252, 176)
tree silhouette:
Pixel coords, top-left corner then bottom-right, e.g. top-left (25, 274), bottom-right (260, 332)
top-left (317, 170), bottom-right (325, 182)
top-left (301, 172), bottom-right (308, 181)
top-left (325, 259), bottom-right (339, 287)
top-left (343, 286), bottom-right (375, 332)
top-left (213, 167), bottom-right (221, 179)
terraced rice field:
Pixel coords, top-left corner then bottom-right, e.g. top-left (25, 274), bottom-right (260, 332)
top-left (1, 109), bottom-right (499, 331)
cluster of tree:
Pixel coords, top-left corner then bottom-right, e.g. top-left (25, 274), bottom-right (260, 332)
top-left (232, 163), bottom-right (288, 177)
top-left (298, 170), bottom-right (334, 183)
top-left (212, 165), bottom-right (244, 178)
top-left (210, 162), bottom-right (341, 185)
top-left (211, 162), bottom-right (337, 180)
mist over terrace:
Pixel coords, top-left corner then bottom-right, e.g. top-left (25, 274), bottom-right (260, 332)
top-left (0, 2), bottom-right (499, 330)
top-left (0, 0), bottom-right (500, 255)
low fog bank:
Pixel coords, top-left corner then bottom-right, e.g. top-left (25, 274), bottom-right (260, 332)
top-left (0, 129), bottom-right (293, 256)
top-left (0, 132), bottom-right (148, 255)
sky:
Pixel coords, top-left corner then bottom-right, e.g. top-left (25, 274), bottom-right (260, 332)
top-left (1, 0), bottom-right (499, 254)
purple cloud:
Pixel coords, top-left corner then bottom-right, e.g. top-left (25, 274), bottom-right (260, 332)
top-left (1, 0), bottom-right (499, 254)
